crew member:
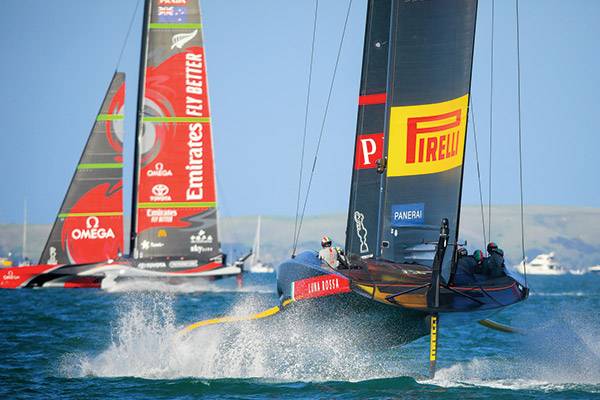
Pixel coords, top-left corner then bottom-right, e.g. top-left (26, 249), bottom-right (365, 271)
top-left (473, 249), bottom-right (485, 274)
top-left (453, 247), bottom-right (478, 283)
top-left (482, 242), bottom-right (506, 278)
top-left (318, 236), bottom-right (342, 269)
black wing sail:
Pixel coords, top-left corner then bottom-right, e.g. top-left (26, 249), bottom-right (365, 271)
top-left (345, 0), bottom-right (392, 259)
top-left (379, 0), bottom-right (477, 270)
top-left (39, 72), bottom-right (125, 265)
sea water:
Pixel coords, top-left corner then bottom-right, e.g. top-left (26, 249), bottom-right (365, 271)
top-left (1, 273), bottom-right (600, 399)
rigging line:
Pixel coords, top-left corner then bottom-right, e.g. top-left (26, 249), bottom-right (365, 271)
top-left (292, 0), bottom-right (320, 257)
top-left (515, 0), bottom-right (527, 285)
top-left (469, 100), bottom-right (487, 247)
top-left (115, 0), bottom-right (142, 71)
top-left (487, 0), bottom-right (495, 244)
top-left (293, 0), bottom-right (354, 252)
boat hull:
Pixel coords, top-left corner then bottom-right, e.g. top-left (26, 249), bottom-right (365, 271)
top-left (276, 251), bottom-right (528, 346)
top-left (277, 252), bottom-right (430, 347)
top-left (0, 259), bottom-right (241, 289)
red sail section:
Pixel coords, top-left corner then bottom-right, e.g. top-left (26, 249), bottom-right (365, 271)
top-left (137, 48), bottom-right (216, 232)
top-left (132, 0), bottom-right (220, 267)
top-left (39, 73), bottom-right (125, 265)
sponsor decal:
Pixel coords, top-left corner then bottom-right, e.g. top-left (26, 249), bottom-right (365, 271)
top-left (146, 209), bottom-right (178, 224)
top-left (190, 245), bottom-right (214, 254)
top-left (169, 259), bottom-right (198, 268)
top-left (158, 229), bottom-right (168, 238)
top-left (159, 6), bottom-right (187, 24)
top-left (171, 30), bottom-right (198, 50)
top-left (61, 182), bottom-right (123, 264)
top-left (47, 247), bottom-right (58, 265)
top-left (141, 240), bottom-right (165, 250)
top-left (147, 162), bottom-right (173, 177)
top-left (189, 229), bottom-right (214, 254)
top-left (2, 270), bottom-right (20, 281)
top-left (159, 0), bottom-right (187, 5)
top-left (184, 52), bottom-right (207, 202)
top-left (190, 229), bottom-right (213, 244)
top-left (355, 133), bottom-right (383, 170)
top-left (353, 211), bottom-right (369, 254)
top-left (138, 262), bottom-right (167, 270)
top-left (387, 95), bottom-right (468, 176)
top-left (391, 203), bottom-right (425, 227)
top-left (292, 274), bottom-right (351, 301)
top-left (71, 216), bottom-right (116, 240)
top-left (151, 184), bottom-right (172, 202)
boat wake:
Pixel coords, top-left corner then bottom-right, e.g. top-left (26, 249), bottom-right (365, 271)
top-left (60, 293), bottom-right (600, 392)
top-left (60, 293), bottom-right (417, 381)
top-left (100, 278), bottom-right (275, 294)
top-left (422, 308), bottom-right (600, 392)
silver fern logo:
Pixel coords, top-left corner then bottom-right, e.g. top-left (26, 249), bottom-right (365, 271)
top-left (171, 30), bottom-right (198, 50)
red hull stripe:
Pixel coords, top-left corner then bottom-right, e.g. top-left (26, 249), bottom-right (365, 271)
top-left (358, 93), bottom-right (387, 106)
top-left (64, 277), bottom-right (101, 289)
top-left (173, 261), bottom-right (223, 274)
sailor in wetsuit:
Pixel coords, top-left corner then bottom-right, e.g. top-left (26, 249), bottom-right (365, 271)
top-left (454, 247), bottom-right (478, 283)
top-left (473, 249), bottom-right (485, 274)
top-left (318, 236), bottom-right (348, 269)
top-left (481, 242), bottom-right (506, 278)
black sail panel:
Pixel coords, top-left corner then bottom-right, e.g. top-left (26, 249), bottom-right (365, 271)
top-left (379, 0), bottom-right (477, 270)
top-left (345, 0), bottom-right (392, 258)
top-left (39, 73), bottom-right (125, 265)
top-left (132, 0), bottom-right (221, 269)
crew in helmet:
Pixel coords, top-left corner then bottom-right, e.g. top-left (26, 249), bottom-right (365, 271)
top-left (321, 236), bottom-right (332, 248)
top-left (473, 249), bottom-right (485, 274)
top-left (318, 236), bottom-right (344, 269)
top-left (454, 246), bottom-right (477, 283)
top-left (482, 241), bottom-right (506, 277)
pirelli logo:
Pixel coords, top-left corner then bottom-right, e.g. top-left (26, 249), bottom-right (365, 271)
top-left (387, 95), bottom-right (469, 176)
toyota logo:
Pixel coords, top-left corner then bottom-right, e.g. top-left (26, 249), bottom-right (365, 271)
top-left (152, 184), bottom-right (170, 196)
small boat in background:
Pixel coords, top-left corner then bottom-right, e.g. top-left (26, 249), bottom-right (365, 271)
top-left (515, 252), bottom-right (567, 276)
top-left (588, 265), bottom-right (600, 275)
top-left (246, 217), bottom-right (274, 273)
top-left (569, 268), bottom-right (588, 276)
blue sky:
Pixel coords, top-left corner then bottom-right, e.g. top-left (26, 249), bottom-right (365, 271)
top-left (0, 0), bottom-right (599, 224)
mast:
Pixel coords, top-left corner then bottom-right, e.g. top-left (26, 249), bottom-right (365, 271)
top-left (252, 216), bottom-right (261, 264)
top-left (130, 0), bottom-right (151, 256)
top-left (22, 198), bottom-right (27, 262)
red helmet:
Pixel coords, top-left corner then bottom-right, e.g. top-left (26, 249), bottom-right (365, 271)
top-left (473, 250), bottom-right (484, 263)
top-left (321, 236), bottom-right (332, 248)
top-left (487, 242), bottom-right (498, 254)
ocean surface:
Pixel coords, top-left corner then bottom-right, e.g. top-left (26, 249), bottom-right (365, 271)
top-left (1, 273), bottom-right (600, 399)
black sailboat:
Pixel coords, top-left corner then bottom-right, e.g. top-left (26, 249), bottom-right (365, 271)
top-left (276, 0), bottom-right (528, 375)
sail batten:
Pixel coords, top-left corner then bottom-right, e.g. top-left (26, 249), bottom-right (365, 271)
top-left (131, 0), bottom-right (220, 268)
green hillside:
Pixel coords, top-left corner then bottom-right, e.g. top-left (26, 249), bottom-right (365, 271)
top-left (2, 206), bottom-right (599, 268)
